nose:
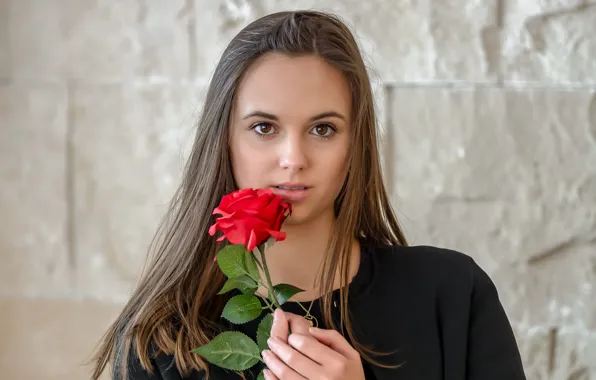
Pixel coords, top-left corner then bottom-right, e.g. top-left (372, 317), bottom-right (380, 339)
top-left (278, 134), bottom-right (307, 173)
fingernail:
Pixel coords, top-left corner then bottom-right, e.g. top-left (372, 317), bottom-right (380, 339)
top-left (263, 369), bottom-right (272, 379)
top-left (267, 337), bottom-right (278, 347)
top-left (273, 308), bottom-right (281, 320)
top-left (262, 349), bottom-right (271, 359)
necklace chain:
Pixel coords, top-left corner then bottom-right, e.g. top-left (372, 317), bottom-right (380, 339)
top-left (295, 299), bottom-right (318, 328)
top-left (256, 291), bottom-right (319, 327)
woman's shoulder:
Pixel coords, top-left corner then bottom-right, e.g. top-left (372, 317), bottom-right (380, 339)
top-left (360, 243), bottom-right (526, 379)
top-left (364, 242), bottom-right (493, 295)
top-left (367, 243), bottom-right (478, 273)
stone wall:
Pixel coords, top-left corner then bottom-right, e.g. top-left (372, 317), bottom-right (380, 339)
top-left (1, 1), bottom-right (595, 379)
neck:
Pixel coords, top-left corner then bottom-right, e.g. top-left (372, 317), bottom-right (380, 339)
top-left (255, 212), bottom-right (360, 302)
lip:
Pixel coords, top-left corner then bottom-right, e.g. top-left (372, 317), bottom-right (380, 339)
top-left (270, 183), bottom-right (311, 202)
top-left (275, 182), bottom-right (309, 188)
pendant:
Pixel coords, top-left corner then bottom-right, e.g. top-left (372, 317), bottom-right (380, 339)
top-left (304, 315), bottom-right (318, 328)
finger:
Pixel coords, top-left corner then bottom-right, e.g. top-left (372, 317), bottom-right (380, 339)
top-left (287, 332), bottom-right (344, 365)
top-left (263, 368), bottom-right (279, 380)
top-left (262, 348), bottom-right (307, 380)
top-left (284, 312), bottom-right (312, 336)
top-left (270, 308), bottom-right (289, 343)
top-left (308, 327), bottom-right (360, 360)
top-left (267, 336), bottom-right (322, 379)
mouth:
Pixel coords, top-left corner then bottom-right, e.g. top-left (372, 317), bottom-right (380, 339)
top-left (270, 184), bottom-right (311, 202)
top-left (273, 185), bottom-right (308, 190)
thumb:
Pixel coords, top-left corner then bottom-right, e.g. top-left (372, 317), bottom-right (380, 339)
top-left (308, 327), bottom-right (359, 359)
top-left (270, 308), bottom-right (289, 343)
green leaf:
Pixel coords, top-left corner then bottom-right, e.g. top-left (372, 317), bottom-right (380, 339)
top-left (217, 245), bottom-right (247, 278)
top-left (242, 288), bottom-right (258, 296)
top-left (271, 284), bottom-right (305, 305)
top-left (257, 313), bottom-right (274, 352)
top-left (191, 331), bottom-right (260, 371)
top-left (244, 251), bottom-right (261, 281)
top-left (217, 275), bottom-right (258, 295)
top-left (222, 294), bottom-right (263, 324)
top-left (243, 287), bottom-right (258, 296)
top-left (257, 370), bottom-right (266, 380)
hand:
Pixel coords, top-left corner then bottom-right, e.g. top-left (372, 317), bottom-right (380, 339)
top-left (269, 308), bottom-right (312, 342)
top-left (262, 309), bottom-right (365, 380)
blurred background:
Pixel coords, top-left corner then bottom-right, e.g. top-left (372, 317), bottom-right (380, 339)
top-left (1, 1), bottom-right (595, 379)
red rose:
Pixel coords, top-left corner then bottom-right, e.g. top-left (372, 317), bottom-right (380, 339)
top-left (209, 188), bottom-right (292, 252)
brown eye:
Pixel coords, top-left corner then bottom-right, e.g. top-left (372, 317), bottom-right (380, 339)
top-left (253, 123), bottom-right (275, 135)
top-left (311, 124), bottom-right (335, 138)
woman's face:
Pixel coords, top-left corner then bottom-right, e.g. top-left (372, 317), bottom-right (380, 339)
top-left (229, 53), bottom-right (352, 225)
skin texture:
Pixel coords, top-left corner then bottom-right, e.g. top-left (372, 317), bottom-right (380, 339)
top-left (228, 53), bottom-right (365, 379)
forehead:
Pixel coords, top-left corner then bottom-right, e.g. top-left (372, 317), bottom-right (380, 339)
top-left (234, 53), bottom-right (351, 118)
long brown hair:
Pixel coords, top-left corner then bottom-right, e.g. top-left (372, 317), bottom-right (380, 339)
top-left (90, 10), bottom-right (407, 380)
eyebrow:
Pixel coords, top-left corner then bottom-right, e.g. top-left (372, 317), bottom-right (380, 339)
top-left (242, 111), bottom-right (346, 122)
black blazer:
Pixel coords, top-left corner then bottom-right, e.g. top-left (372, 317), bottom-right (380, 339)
top-left (121, 243), bottom-right (526, 379)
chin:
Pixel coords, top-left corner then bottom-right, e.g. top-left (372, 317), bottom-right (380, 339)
top-left (283, 203), bottom-right (334, 226)
top-left (283, 210), bottom-right (306, 226)
top-left (282, 205), bottom-right (311, 225)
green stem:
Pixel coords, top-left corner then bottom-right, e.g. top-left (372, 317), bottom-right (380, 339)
top-left (251, 252), bottom-right (264, 271)
top-left (260, 293), bottom-right (275, 313)
top-left (257, 245), bottom-right (281, 309)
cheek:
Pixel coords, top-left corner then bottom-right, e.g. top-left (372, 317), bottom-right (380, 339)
top-left (230, 138), bottom-right (270, 189)
top-left (324, 144), bottom-right (350, 192)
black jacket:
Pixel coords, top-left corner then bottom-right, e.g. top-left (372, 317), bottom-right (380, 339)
top-left (123, 243), bottom-right (526, 379)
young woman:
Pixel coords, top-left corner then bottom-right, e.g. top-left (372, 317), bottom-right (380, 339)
top-left (91, 10), bottom-right (526, 380)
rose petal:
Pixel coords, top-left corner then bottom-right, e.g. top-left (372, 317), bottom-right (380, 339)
top-left (265, 228), bottom-right (287, 242)
top-left (215, 219), bottom-right (235, 229)
top-left (242, 195), bottom-right (271, 212)
top-left (212, 207), bottom-right (233, 217)
top-left (247, 230), bottom-right (258, 252)
top-left (227, 193), bottom-right (261, 210)
top-left (218, 217), bottom-right (269, 247)
top-left (257, 188), bottom-right (274, 196)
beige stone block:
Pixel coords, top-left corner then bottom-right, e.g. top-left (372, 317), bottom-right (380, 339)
top-left (0, 296), bottom-right (124, 380)
top-left (503, 90), bottom-right (596, 195)
top-left (516, 327), bottom-right (596, 379)
top-left (390, 88), bottom-right (535, 201)
top-left (503, 1), bottom-right (596, 84)
top-left (71, 83), bottom-right (205, 301)
top-left (8, 0), bottom-right (193, 81)
top-left (0, 84), bottom-right (70, 297)
top-left (525, 243), bottom-right (596, 327)
top-left (196, 0), bottom-right (499, 83)
top-left (390, 88), bottom-right (596, 202)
